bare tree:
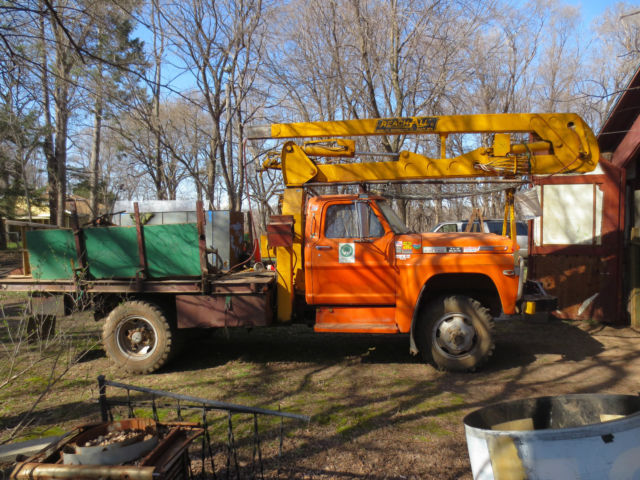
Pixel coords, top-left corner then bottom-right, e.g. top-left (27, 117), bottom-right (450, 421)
top-left (578, 2), bottom-right (640, 129)
top-left (532, 5), bottom-right (585, 113)
top-left (160, 96), bottom-right (214, 202)
top-left (112, 103), bottom-right (190, 200)
top-left (84, 2), bottom-right (144, 216)
top-left (39, 1), bottom-right (98, 226)
top-left (264, 0), bottom-right (493, 222)
top-left (157, 0), bottom-right (269, 211)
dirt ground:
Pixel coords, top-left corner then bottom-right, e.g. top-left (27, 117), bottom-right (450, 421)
top-left (0, 250), bottom-right (21, 276)
top-left (1, 246), bottom-right (640, 479)
top-left (2, 306), bottom-right (640, 479)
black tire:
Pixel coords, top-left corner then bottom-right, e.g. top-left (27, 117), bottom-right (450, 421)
top-left (418, 295), bottom-right (494, 372)
top-left (102, 301), bottom-right (174, 374)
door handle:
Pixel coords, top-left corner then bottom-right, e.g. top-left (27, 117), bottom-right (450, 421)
top-left (315, 245), bottom-right (331, 250)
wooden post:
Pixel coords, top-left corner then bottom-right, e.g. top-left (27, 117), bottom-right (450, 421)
top-left (133, 202), bottom-right (147, 279)
top-left (69, 201), bottom-right (87, 272)
top-left (21, 225), bottom-right (30, 276)
top-left (630, 228), bottom-right (640, 328)
top-left (196, 201), bottom-right (209, 290)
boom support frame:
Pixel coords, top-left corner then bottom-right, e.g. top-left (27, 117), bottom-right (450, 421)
top-left (247, 113), bottom-right (599, 187)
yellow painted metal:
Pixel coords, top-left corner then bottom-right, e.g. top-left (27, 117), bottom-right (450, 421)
top-left (261, 113), bottom-right (592, 141)
top-left (279, 141), bottom-right (597, 186)
top-left (510, 140), bottom-right (550, 154)
top-left (493, 133), bottom-right (512, 158)
top-left (302, 139), bottom-right (355, 157)
top-left (276, 188), bottom-right (305, 322)
top-left (280, 143), bottom-right (318, 186)
top-left (255, 113), bottom-right (599, 186)
top-left (487, 435), bottom-right (527, 480)
top-left (259, 234), bottom-right (276, 260)
top-left (501, 189), bottom-right (517, 244)
top-left (510, 198), bottom-right (516, 243)
top-left (524, 301), bottom-right (537, 314)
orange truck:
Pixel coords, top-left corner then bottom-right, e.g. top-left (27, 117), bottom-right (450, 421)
top-left (1, 114), bottom-right (599, 373)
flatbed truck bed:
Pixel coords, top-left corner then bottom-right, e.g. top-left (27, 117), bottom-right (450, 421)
top-left (0, 270), bottom-right (276, 295)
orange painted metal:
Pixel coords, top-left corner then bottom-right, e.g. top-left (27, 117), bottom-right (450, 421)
top-left (305, 197), bottom-right (396, 305)
top-left (304, 195), bottom-right (519, 334)
top-left (314, 306), bottom-right (397, 333)
top-left (394, 233), bottom-right (518, 332)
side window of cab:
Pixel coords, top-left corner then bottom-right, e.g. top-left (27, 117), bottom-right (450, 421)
top-left (324, 202), bottom-right (385, 239)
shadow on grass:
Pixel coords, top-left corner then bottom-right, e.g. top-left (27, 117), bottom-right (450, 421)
top-left (75, 348), bottom-right (106, 363)
top-left (166, 317), bottom-right (605, 374)
top-left (166, 326), bottom-right (416, 374)
top-left (0, 400), bottom-right (98, 438)
top-left (0, 303), bottom-right (25, 319)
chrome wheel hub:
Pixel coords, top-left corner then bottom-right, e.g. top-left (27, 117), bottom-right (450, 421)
top-left (433, 313), bottom-right (476, 357)
top-left (116, 316), bottom-right (157, 359)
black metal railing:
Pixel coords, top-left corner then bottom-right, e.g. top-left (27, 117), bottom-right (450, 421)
top-left (97, 375), bottom-right (310, 480)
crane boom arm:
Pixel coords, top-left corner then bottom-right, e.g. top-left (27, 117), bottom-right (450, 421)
top-left (246, 113), bottom-right (599, 187)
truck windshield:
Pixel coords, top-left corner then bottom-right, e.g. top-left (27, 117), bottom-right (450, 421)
top-left (376, 201), bottom-right (411, 234)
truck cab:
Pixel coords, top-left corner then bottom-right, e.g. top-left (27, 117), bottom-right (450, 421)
top-left (301, 193), bottom-right (523, 371)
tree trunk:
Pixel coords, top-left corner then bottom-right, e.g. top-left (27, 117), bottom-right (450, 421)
top-left (434, 185), bottom-right (443, 224)
top-left (225, 79), bottom-right (237, 211)
top-left (235, 102), bottom-right (245, 212)
top-left (153, 75), bottom-right (164, 200)
top-left (54, 76), bottom-right (69, 227)
top-left (89, 99), bottom-right (103, 216)
top-left (152, 0), bottom-right (165, 201)
top-left (39, 8), bottom-right (56, 225)
top-left (207, 137), bottom-right (216, 209)
top-left (20, 151), bottom-right (33, 222)
top-left (54, 109), bottom-right (68, 227)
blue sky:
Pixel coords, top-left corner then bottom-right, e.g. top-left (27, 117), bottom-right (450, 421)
top-left (566, 0), bottom-right (635, 24)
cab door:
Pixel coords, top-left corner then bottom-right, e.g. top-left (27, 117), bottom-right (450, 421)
top-left (306, 200), bottom-right (396, 305)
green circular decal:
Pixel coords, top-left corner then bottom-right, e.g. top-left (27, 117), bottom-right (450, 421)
top-left (340, 244), bottom-right (354, 257)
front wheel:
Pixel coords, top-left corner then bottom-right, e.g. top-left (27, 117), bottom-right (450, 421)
top-left (418, 296), bottom-right (494, 372)
top-left (102, 301), bottom-right (174, 374)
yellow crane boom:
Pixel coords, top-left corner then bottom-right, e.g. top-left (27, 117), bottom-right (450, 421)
top-left (246, 113), bottom-right (599, 187)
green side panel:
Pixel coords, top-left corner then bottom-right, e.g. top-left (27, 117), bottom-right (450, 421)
top-left (26, 224), bottom-right (200, 280)
top-left (26, 229), bottom-right (76, 280)
top-left (143, 223), bottom-right (200, 278)
top-left (84, 227), bottom-right (140, 279)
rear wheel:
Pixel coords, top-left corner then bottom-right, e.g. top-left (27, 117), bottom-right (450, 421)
top-left (103, 301), bottom-right (174, 374)
top-left (418, 296), bottom-right (494, 372)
